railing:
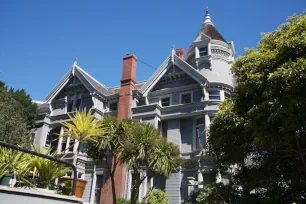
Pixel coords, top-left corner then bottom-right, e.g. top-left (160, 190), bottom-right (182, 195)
top-left (0, 141), bottom-right (77, 196)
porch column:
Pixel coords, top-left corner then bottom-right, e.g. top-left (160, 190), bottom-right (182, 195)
top-left (57, 127), bottom-right (64, 154)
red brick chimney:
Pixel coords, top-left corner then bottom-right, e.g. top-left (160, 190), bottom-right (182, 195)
top-left (100, 54), bottom-right (137, 204)
top-left (176, 48), bottom-right (185, 60)
top-left (118, 54), bottom-right (137, 119)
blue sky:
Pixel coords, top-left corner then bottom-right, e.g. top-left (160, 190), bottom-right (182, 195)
top-left (1, 0), bottom-right (305, 101)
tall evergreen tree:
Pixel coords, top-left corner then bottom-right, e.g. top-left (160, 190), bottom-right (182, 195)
top-left (0, 81), bottom-right (38, 145)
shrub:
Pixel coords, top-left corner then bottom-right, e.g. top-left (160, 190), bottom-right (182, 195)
top-left (147, 189), bottom-right (168, 204)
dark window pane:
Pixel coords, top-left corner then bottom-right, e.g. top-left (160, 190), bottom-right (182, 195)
top-left (209, 95), bottom-right (221, 100)
top-left (181, 93), bottom-right (191, 104)
top-left (110, 103), bottom-right (117, 111)
top-left (68, 139), bottom-right (74, 152)
top-left (75, 98), bottom-right (82, 111)
top-left (161, 97), bottom-right (170, 107)
top-left (61, 137), bottom-right (67, 153)
top-left (199, 47), bottom-right (208, 56)
top-left (208, 90), bottom-right (220, 100)
top-left (208, 91), bottom-right (219, 95)
top-left (68, 99), bottom-right (74, 112)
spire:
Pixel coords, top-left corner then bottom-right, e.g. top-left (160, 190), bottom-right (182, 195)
top-left (72, 58), bottom-right (77, 75)
top-left (204, 7), bottom-right (213, 25)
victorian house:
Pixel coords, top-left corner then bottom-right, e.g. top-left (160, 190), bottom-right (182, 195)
top-left (33, 9), bottom-right (235, 204)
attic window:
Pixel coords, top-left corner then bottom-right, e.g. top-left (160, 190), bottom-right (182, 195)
top-left (199, 47), bottom-right (208, 57)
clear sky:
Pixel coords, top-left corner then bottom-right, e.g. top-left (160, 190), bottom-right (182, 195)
top-left (1, 0), bottom-right (305, 101)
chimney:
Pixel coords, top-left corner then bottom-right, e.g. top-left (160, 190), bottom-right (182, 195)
top-left (118, 54), bottom-right (137, 120)
top-left (176, 48), bottom-right (185, 60)
top-left (100, 54), bottom-right (137, 204)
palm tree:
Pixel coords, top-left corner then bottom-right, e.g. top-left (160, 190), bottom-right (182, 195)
top-left (120, 122), bottom-right (181, 204)
top-left (61, 108), bottom-right (104, 170)
top-left (87, 116), bottom-right (128, 204)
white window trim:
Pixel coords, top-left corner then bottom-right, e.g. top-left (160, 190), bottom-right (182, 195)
top-left (159, 94), bottom-right (172, 107)
top-left (208, 88), bottom-right (221, 101)
top-left (179, 91), bottom-right (193, 104)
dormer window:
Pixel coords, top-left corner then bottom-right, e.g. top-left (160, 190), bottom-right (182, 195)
top-left (199, 47), bottom-right (208, 57)
top-left (109, 102), bottom-right (117, 111)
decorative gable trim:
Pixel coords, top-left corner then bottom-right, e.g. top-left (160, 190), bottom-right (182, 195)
top-left (45, 65), bottom-right (110, 103)
top-left (140, 54), bottom-right (207, 97)
top-left (45, 69), bottom-right (73, 103)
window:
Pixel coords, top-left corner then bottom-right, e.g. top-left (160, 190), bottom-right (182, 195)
top-left (208, 90), bottom-right (220, 100)
top-left (109, 102), bottom-right (117, 111)
top-left (181, 93), bottom-right (192, 104)
top-left (67, 97), bottom-right (74, 112)
top-left (79, 143), bottom-right (88, 153)
top-left (61, 137), bottom-right (67, 153)
top-left (68, 139), bottom-right (75, 152)
top-left (199, 47), bottom-right (208, 57)
top-left (161, 97), bottom-right (170, 107)
top-left (67, 94), bottom-right (82, 112)
top-left (196, 118), bottom-right (205, 149)
top-left (75, 95), bottom-right (82, 110)
top-left (94, 174), bottom-right (104, 204)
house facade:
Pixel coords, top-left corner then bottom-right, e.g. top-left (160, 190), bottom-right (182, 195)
top-left (33, 9), bottom-right (235, 204)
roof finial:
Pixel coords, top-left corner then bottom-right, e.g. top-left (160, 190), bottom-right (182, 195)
top-left (204, 6), bottom-right (213, 25)
top-left (73, 58), bottom-right (78, 66)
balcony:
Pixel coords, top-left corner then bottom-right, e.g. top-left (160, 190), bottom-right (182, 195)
top-left (132, 100), bottom-right (219, 120)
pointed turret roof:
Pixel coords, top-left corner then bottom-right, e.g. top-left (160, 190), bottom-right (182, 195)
top-left (195, 8), bottom-right (226, 42)
top-left (198, 8), bottom-right (226, 42)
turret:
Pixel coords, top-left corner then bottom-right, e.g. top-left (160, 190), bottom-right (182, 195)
top-left (186, 8), bottom-right (235, 88)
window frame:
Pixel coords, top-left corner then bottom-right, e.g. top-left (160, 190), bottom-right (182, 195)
top-left (179, 91), bottom-right (193, 104)
top-left (208, 89), bottom-right (221, 101)
top-left (67, 94), bottom-right (83, 112)
top-left (159, 95), bottom-right (172, 107)
top-left (195, 118), bottom-right (205, 149)
top-left (199, 46), bottom-right (208, 57)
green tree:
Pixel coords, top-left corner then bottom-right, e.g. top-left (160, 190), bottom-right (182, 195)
top-left (8, 88), bottom-right (39, 129)
top-left (120, 122), bottom-right (181, 204)
top-left (0, 83), bottom-right (32, 145)
top-left (209, 12), bottom-right (306, 203)
top-left (87, 116), bottom-right (128, 204)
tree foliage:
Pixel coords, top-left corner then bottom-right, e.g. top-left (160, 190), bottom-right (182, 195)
top-left (87, 116), bottom-right (129, 204)
top-left (121, 121), bottom-right (181, 204)
top-left (209, 12), bottom-right (306, 203)
top-left (0, 81), bottom-right (38, 145)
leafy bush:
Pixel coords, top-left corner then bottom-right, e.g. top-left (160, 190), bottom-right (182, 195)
top-left (117, 198), bottom-right (144, 204)
top-left (0, 146), bottom-right (33, 187)
top-left (147, 189), bottom-right (168, 204)
top-left (58, 180), bottom-right (72, 195)
top-left (117, 198), bottom-right (131, 204)
top-left (183, 184), bottom-right (228, 204)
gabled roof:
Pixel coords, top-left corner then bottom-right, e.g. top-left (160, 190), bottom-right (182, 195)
top-left (45, 64), bottom-right (112, 103)
top-left (140, 51), bottom-right (207, 96)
